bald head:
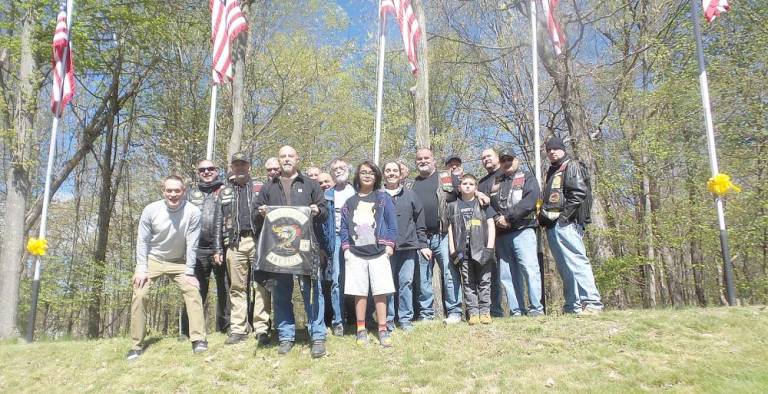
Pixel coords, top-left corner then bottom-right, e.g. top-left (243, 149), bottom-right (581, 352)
top-left (278, 145), bottom-right (299, 177)
top-left (415, 148), bottom-right (435, 177)
top-left (306, 166), bottom-right (321, 180)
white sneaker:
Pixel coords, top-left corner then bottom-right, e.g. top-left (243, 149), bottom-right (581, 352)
top-left (442, 314), bottom-right (462, 325)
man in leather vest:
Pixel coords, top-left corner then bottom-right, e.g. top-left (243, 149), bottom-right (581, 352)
top-left (477, 148), bottom-right (506, 317)
top-left (540, 137), bottom-right (603, 314)
top-left (180, 160), bottom-right (230, 338)
top-left (489, 151), bottom-right (543, 316)
top-left (221, 152), bottom-right (272, 346)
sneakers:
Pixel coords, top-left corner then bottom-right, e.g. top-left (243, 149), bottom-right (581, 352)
top-left (332, 324), bottom-right (344, 337)
top-left (580, 306), bottom-right (603, 316)
top-left (310, 340), bottom-right (326, 358)
top-left (355, 330), bottom-right (369, 346)
top-left (443, 313), bottom-right (462, 325)
top-left (277, 340), bottom-right (294, 355)
top-left (126, 348), bottom-right (142, 361)
top-left (192, 340), bottom-right (208, 353)
top-left (224, 333), bottom-right (248, 345)
top-left (528, 310), bottom-right (544, 317)
top-left (255, 333), bottom-right (270, 347)
top-left (467, 314), bottom-right (480, 325)
top-left (378, 331), bottom-right (393, 348)
top-left (479, 314), bottom-right (492, 324)
top-left (400, 323), bottom-right (415, 333)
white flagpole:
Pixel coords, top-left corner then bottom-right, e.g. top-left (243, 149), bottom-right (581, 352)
top-left (206, 84), bottom-right (217, 161)
top-left (373, 0), bottom-right (387, 166)
top-left (530, 0), bottom-right (547, 315)
top-left (690, 0), bottom-right (736, 305)
top-left (27, 0), bottom-right (74, 342)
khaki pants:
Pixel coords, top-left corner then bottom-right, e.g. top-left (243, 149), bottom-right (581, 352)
top-left (227, 234), bottom-right (271, 335)
top-left (130, 257), bottom-right (205, 350)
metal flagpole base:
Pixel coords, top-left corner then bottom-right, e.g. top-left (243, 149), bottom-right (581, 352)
top-left (26, 277), bottom-right (42, 342)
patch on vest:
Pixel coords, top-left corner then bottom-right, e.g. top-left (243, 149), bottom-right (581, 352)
top-left (439, 171), bottom-right (453, 193)
top-left (552, 175), bottom-right (562, 189)
top-left (549, 192), bottom-right (561, 204)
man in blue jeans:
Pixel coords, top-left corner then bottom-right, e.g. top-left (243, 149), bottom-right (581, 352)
top-left (489, 151), bottom-right (544, 316)
top-left (409, 148), bottom-right (463, 324)
top-left (540, 137), bottom-right (603, 314)
top-left (254, 145), bottom-right (328, 358)
top-left (327, 159), bottom-right (355, 336)
top-left (382, 161), bottom-right (429, 331)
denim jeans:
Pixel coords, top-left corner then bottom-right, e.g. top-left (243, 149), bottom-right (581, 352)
top-left (547, 222), bottom-right (603, 313)
top-left (329, 236), bottom-right (345, 327)
top-left (272, 273), bottom-right (326, 341)
top-left (495, 228), bottom-right (544, 315)
top-left (386, 249), bottom-right (417, 326)
top-left (418, 233), bottom-right (463, 318)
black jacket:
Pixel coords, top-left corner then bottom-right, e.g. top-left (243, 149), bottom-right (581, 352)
top-left (188, 182), bottom-right (223, 253)
top-left (541, 155), bottom-right (588, 227)
top-left (220, 178), bottom-right (261, 249)
top-left (387, 187), bottom-right (428, 250)
top-left (253, 172), bottom-right (328, 235)
top-left (491, 170), bottom-right (540, 233)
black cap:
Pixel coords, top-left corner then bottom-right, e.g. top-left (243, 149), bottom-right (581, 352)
top-left (230, 152), bottom-right (250, 164)
top-left (545, 136), bottom-right (566, 151)
top-left (444, 155), bottom-right (462, 166)
top-left (498, 150), bottom-right (515, 160)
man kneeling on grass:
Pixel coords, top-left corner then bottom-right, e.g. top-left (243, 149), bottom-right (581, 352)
top-left (340, 161), bottom-right (398, 347)
top-left (126, 175), bottom-right (207, 360)
top-left (448, 174), bottom-right (497, 325)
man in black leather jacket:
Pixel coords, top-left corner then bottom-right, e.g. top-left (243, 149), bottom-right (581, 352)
top-left (221, 152), bottom-right (271, 346)
top-left (540, 137), bottom-right (603, 314)
top-left (181, 159), bottom-right (229, 337)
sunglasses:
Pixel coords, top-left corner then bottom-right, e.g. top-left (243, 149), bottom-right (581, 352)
top-left (266, 167), bottom-right (280, 172)
top-left (198, 166), bottom-right (217, 173)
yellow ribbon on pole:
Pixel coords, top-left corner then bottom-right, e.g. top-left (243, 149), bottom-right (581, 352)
top-left (26, 237), bottom-right (48, 256)
top-left (706, 173), bottom-right (741, 196)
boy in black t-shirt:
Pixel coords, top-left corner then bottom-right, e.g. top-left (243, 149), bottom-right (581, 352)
top-left (447, 174), bottom-right (496, 325)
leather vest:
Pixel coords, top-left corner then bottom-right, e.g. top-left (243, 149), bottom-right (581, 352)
top-left (448, 200), bottom-right (487, 263)
top-left (188, 185), bottom-right (221, 249)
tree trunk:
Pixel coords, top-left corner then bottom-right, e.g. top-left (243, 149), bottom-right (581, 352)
top-left (227, 0), bottom-right (252, 161)
top-left (0, 8), bottom-right (38, 339)
top-left (411, 0), bottom-right (430, 149)
top-left (641, 170), bottom-right (657, 307)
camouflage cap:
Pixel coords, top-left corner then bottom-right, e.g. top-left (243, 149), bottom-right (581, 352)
top-left (230, 152), bottom-right (250, 164)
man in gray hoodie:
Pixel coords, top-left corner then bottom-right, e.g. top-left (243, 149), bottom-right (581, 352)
top-left (127, 175), bottom-right (206, 360)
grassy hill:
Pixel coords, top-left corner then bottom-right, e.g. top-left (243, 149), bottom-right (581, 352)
top-left (1, 307), bottom-right (767, 393)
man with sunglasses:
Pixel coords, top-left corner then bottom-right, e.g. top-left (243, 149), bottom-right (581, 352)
top-left (488, 151), bottom-right (543, 317)
top-left (180, 160), bottom-right (230, 339)
top-left (264, 157), bottom-right (280, 180)
top-left (221, 152), bottom-right (271, 348)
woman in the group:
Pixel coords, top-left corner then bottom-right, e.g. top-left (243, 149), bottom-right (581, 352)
top-left (339, 161), bottom-right (398, 347)
top-left (382, 161), bottom-right (428, 332)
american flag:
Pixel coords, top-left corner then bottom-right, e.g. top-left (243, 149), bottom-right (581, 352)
top-left (703, 0), bottom-right (730, 23)
top-left (51, 3), bottom-right (75, 116)
top-left (380, 0), bottom-right (422, 76)
top-left (210, 0), bottom-right (248, 84)
top-left (540, 0), bottom-right (565, 55)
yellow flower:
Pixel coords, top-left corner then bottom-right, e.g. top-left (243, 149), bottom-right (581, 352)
top-left (26, 237), bottom-right (48, 256)
top-left (707, 173), bottom-right (741, 196)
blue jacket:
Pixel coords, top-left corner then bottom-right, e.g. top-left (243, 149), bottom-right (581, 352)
top-left (339, 191), bottom-right (397, 253)
top-left (321, 189), bottom-right (335, 256)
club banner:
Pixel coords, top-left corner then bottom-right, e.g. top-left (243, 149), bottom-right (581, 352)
top-left (255, 206), bottom-right (319, 277)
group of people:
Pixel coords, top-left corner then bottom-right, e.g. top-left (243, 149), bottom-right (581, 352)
top-left (126, 137), bottom-right (603, 361)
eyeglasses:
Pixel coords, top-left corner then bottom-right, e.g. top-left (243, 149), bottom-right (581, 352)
top-left (198, 167), bottom-right (217, 173)
top-left (358, 171), bottom-right (375, 177)
top-left (266, 167), bottom-right (280, 172)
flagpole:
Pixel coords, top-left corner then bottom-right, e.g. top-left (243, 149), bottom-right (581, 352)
top-left (529, 0), bottom-right (547, 315)
top-left (206, 84), bottom-right (217, 161)
top-left (373, 0), bottom-right (387, 166)
top-left (690, 0), bottom-right (736, 305)
top-left (27, 0), bottom-right (74, 342)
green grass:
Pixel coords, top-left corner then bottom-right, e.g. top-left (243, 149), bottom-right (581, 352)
top-left (1, 307), bottom-right (767, 393)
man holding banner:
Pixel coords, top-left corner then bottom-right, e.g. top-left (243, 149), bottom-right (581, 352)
top-left (254, 145), bottom-right (328, 358)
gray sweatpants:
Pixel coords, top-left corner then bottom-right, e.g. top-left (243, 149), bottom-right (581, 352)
top-left (459, 256), bottom-right (492, 316)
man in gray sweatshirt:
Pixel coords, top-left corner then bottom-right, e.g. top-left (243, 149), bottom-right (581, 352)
top-left (127, 175), bottom-right (206, 360)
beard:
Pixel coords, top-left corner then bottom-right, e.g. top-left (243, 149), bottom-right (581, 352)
top-left (333, 173), bottom-right (348, 183)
